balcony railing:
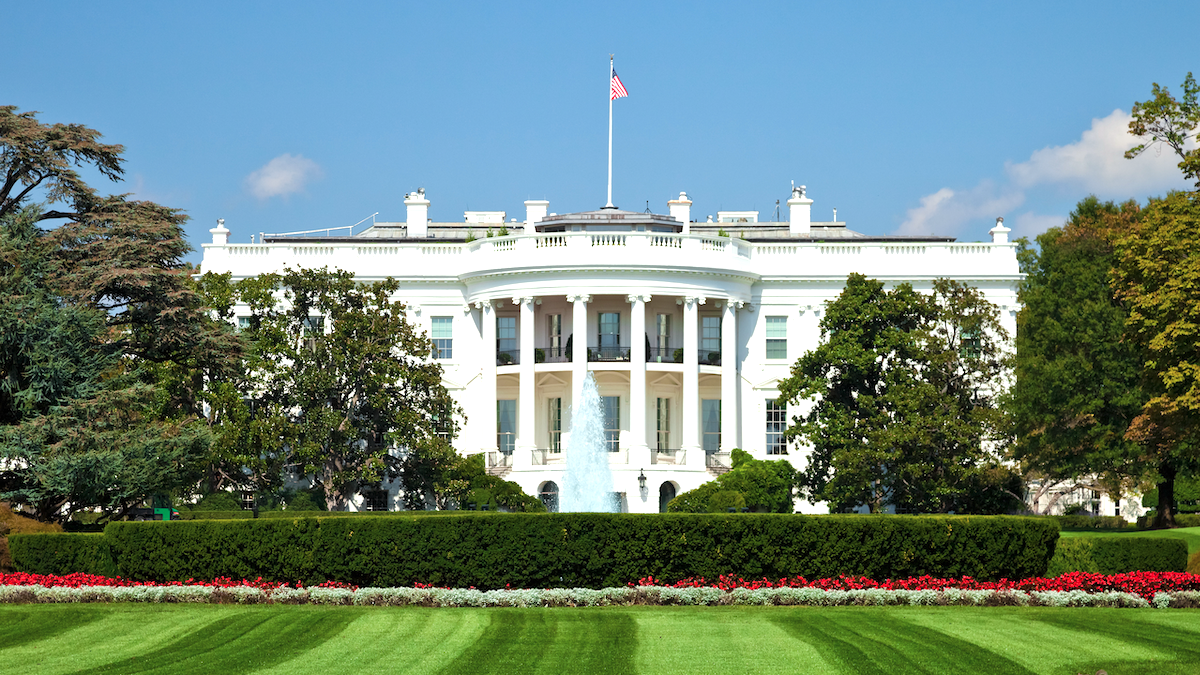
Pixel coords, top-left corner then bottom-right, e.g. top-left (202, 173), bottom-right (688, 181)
top-left (654, 448), bottom-right (684, 465)
top-left (706, 452), bottom-right (731, 470)
top-left (588, 345), bottom-right (630, 362)
top-left (698, 349), bottom-right (722, 366)
top-left (647, 347), bottom-right (683, 363)
top-left (531, 448), bottom-right (566, 465)
top-left (535, 345), bottom-right (570, 363)
top-left (496, 349), bottom-right (520, 366)
top-left (487, 451), bottom-right (512, 469)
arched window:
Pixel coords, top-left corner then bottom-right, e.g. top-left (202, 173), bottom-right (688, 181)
top-left (540, 481), bottom-right (559, 513)
top-left (658, 482), bottom-right (677, 513)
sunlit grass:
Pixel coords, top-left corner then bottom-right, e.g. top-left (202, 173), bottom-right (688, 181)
top-left (3, 604), bottom-right (1200, 674)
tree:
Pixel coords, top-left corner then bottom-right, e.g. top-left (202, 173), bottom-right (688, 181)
top-left (778, 274), bottom-right (1011, 514)
top-left (667, 449), bottom-right (797, 513)
top-left (239, 267), bottom-right (462, 511)
top-left (0, 107), bottom-right (235, 523)
top-left (1126, 72), bottom-right (1200, 190)
top-left (1111, 191), bottom-right (1200, 527)
top-left (1005, 197), bottom-right (1147, 511)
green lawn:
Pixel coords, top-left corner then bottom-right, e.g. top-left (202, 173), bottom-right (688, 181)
top-left (1059, 526), bottom-right (1200, 556)
top-left (3, 604), bottom-right (1200, 674)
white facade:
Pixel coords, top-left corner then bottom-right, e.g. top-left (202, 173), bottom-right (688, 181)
top-left (201, 187), bottom-right (1021, 514)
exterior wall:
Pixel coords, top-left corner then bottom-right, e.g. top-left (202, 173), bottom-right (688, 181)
top-left (204, 227), bottom-right (1021, 514)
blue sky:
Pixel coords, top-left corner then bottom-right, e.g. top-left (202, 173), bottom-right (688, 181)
top-left (7, 1), bottom-right (1197, 263)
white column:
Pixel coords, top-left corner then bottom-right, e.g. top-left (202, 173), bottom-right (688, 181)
top-left (721, 301), bottom-right (739, 452)
top-left (515, 296), bottom-right (536, 467)
top-left (478, 300), bottom-right (497, 453)
top-left (682, 295), bottom-right (703, 465)
top-left (628, 294), bottom-right (650, 466)
top-left (788, 185), bottom-right (812, 236)
top-left (569, 294), bottom-right (591, 411)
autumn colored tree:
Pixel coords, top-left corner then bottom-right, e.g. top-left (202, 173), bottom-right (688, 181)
top-left (1111, 191), bottom-right (1200, 527)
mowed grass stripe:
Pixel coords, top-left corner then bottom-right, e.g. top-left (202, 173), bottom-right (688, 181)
top-left (71, 607), bottom-right (360, 675)
top-left (441, 609), bottom-right (637, 674)
top-left (0, 607), bottom-right (106, 652)
top-left (901, 608), bottom-right (1182, 673)
top-left (256, 609), bottom-right (491, 674)
top-left (1031, 610), bottom-right (1200, 675)
top-left (0, 606), bottom-right (225, 675)
top-left (632, 606), bottom-right (837, 674)
top-left (770, 609), bottom-right (1037, 674)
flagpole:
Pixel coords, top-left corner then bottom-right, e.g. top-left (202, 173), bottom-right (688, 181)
top-left (606, 54), bottom-right (614, 209)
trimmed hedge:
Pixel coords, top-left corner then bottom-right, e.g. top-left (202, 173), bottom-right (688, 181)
top-left (8, 533), bottom-right (116, 577)
top-left (177, 510), bottom-right (467, 521)
top-left (1137, 513), bottom-right (1200, 528)
top-left (1046, 537), bottom-right (1188, 577)
top-left (15, 514), bottom-right (1057, 588)
top-left (1050, 515), bottom-right (1131, 530)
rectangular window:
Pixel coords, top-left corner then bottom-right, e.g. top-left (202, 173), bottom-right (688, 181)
top-left (237, 316), bottom-right (252, 332)
top-left (433, 413), bottom-right (453, 444)
top-left (548, 397), bottom-right (562, 453)
top-left (766, 399), bottom-right (788, 455)
top-left (362, 489), bottom-right (388, 512)
top-left (656, 314), bottom-right (671, 356)
top-left (497, 316), bottom-right (517, 364)
top-left (431, 316), bottom-right (453, 359)
top-left (598, 312), bottom-right (620, 359)
top-left (960, 328), bottom-right (981, 359)
top-left (702, 399), bottom-right (722, 453)
top-left (302, 316), bottom-right (324, 351)
top-left (701, 315), bottom-right (722, 364)
top-left (656, 398), bottom-right (671, 451)
top-left (601, 395), bottom-right (620, 452)
top-left (497, 399), bottom-right (517, 455)
top-left (548, 314), bottom-right (563, 358)
top-left (765, 316), bottom-right (787, 359)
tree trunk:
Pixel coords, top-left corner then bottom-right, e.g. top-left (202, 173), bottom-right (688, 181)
top-left (1153, 463), bottom-right (1177, 529)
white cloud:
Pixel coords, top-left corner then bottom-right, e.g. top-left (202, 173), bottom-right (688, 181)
top-left (245, 154), bottom-right (322, 199)
top-left (895, 181), bottom-right (1024, 237)
top-left (1006, 109), bottom-right (1189, 195)
top-left (896, 109), bottom-right (1192, 239)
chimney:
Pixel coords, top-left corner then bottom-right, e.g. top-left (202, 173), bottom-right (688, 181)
top-left (525, 199), bottom-right (549, 226)
top-left (788, 184), bottom-right (812, 235)
top-left (210, 218), bottom-right (230, 245)
top-left (990, 216), bottom-right (1011, 244)
top-left (668, 191), bottom-right (692, 234)
top-left (405, 188), bottom-right (430, 238)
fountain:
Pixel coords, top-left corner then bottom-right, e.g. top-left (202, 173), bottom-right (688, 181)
top-left (560, 372), bottom-right (618, 512)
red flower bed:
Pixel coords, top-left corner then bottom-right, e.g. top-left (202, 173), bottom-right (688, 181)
top-left (0, 572), bottom-right (356, 591)
top-left (634, 571), bottom-right (1200, 601)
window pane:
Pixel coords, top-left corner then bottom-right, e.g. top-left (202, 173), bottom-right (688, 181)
top-left (431, 317), bottom-right (453, 338)
top-left (548, 397), bottom-right (562, 453)
top-left (766, 339), bottom-right (787, 359)
top-left (656, 398), bottom-right (671, 450)
top-left (602, 396), bottom-right (620, 452)
top-left (432, 317), bottom-right (453, 359)
top-left (766, 399), bottom-right (788, 455)
top-left (702, 399), bottom-right (721, 453)
top-left (766, 316), bottom-right (787, 338)
top-left (497, 400), bottom-right (517, 455)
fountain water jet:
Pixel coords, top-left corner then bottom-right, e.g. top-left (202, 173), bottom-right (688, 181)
top-left (560, 373), bottom-right (617, 512)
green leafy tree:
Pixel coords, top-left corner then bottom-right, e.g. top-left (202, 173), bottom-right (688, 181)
top-left (778, 274), bottom-right (1011, 514)
top-left (1111, 191), bottom-right (1200, 527)
top-left (667, 449), bottom-right (797, 513)
top-left (0, 108), bottom-right (234, 523)
top-left (1005, 197), bottom-right (1147, 512)
top-left (1126, 72), bottom-right (1200, 189)
top-left (241, 267), bottom-right (462, 511)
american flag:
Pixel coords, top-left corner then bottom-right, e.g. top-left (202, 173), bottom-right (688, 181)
top-left (610, 71), bottom-right (628, 100)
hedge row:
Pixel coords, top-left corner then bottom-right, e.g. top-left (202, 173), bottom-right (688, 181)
top-left (1049, 515), bottom-right (1131, 530)
top-left (12, 514), bottom-right (1057, 588)
top-left (1046, 537), bottom-right (1188, 577)
top-left (1137, 514), bottom-right (1200, 529)
top-left (7, 533), bottom-right (116, 577)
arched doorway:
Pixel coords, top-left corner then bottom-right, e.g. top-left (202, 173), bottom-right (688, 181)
top-left (658, 482), bottom-right (677, 513)
top-left (540, 481), bottom-right (559, 513)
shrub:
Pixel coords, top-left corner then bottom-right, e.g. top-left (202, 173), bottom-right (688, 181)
top-left (1045, 537), bottom-right (1188, 576)
top-left (192, 492), bottom-right (244, 511)
top-left (1051, 515), bottom-right (1131, 530)
top-left (8, 533), bottom-right (115, 576)
top-left (1137, 513), bottom-right (1200, 528)
top-left (668, 449), bottom-right (796, 513)
top-left (13, 514), bottom-right (1059, 589)
top-left (0, 505), bottom-right (61, 572)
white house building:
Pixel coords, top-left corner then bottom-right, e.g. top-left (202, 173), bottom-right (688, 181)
top-left (201, 185), bottom-right (1021, 514)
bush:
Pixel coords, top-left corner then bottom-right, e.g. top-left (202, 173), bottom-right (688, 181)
top-left (1051, 515), bottom-right (1131, 530)
top-left (192, 492), bottom-right (244, 511)
top-left (0, 505), bottom-right (61, 572)
top-left (8, 533), bottom-right (115, 576)
top-left (668, 449), bottom-right (796, 513)
top-left (1045, 537), bottom-right (1188, 576)
top-left (13, 514), bottom-right (1059, 588)
top-left (1136, 513), bottom-right (1200, 528)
